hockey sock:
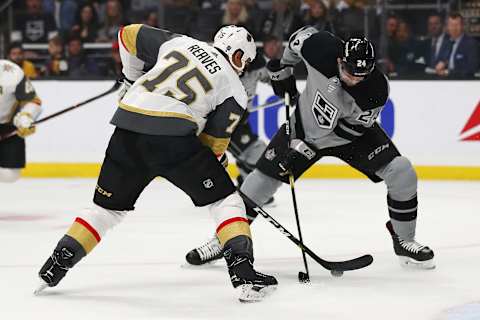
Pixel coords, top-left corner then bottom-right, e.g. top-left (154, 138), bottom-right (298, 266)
top-left (65, 217), bottom-right (102, 254)
top-left (387, 195), bottom-right (418, 241)
top-left (216, 216), bottom-right (251, 247)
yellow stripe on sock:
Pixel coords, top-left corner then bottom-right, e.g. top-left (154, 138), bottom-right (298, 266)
top-left (66, 221), bottom-right (99, 254)
top-left (217, 220), bottom-right (251, 246)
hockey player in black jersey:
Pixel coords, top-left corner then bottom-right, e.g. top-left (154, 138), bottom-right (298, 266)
top-left (186, 27), bottom-right (435, 270)
top-left (35, 24), bottom-right (277, 302)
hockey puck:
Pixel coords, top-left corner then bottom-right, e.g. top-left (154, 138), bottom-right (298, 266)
top-left (330, 270), bottom-right (344, 277)
top-left (298, 271), bottom-right (310, 283)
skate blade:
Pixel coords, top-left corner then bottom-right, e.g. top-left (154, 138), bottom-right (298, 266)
top-left (399, 256), bottom-right (436, 270)
top-left (238, 284), bottom-right (277, 303)
top-left (34, 279), bottom-right (49, 296)
top-left (181, 260), bottom-right (221, 269)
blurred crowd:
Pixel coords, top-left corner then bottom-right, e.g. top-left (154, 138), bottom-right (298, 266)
top-left (4, 0), bottom-right (480, 79)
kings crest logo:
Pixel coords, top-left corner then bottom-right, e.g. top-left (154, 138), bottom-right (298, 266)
top-left (311, 91), bottom-right (338, 129)
top-left (265, 148), bottom-right (276, 161)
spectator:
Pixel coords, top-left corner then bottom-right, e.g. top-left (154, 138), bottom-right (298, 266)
top-left (331, 0), bottom-right (372, 40)
top-left (244, 0), bottom-right (265, 37)
top-left (110, 41), bottom-right (123, 77)
top-left (144, 12), bottom-right (159, 28)
top-left (377, 15), bottom-right (399, 74)
top-left (43, 0), bottom-right (78, 36)
top-left (66, 37), bottom-right (100, 77)
top-left (163, 1), bottom-right (195, 35)
top-left (387, 20), bottom-right (423, 76)
top-left (221, 0), bottom-right (256, 34)
top-left (261, 35), bottom-right (283, 61)
top-left (12, 0), bottom-right (58, 43)
top-left (301, 0), bottom-right (333, 33)
top-left (130, 0), bottom-right (161, 23)
top-left (71, 4), bottom-right (100, 43)
top-left (260, 0), bottom-right (303, 41)
top-left (386, 15), bottom-right (399, 40)
top-left (43, 36), bottom-right (68, 76)
top-left (97, 0), bottom-right (128, 42)
top-left (7, 42), bottom-right (39, 79)
top-left (420, 13), bottom-right (449, 70)
top-left (435, 13), bottom-right (479, 77)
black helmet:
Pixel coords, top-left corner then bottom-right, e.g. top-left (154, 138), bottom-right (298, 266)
top-left (342, 37), bottom-right (375, 77)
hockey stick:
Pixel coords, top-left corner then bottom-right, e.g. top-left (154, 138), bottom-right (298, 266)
top-left (239, 191), bottom-right (374, 273)
top-left (284, 92), bottom-right (310, 283)
top-left (0, 81), bottom-right (121, 142)
top-left (248, 98), bottom-right (285, 112)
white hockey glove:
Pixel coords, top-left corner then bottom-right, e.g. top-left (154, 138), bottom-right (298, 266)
top-left (118, 76), bottom-right (134, 101)
top-left (13, 112), bottom-right (36, 137)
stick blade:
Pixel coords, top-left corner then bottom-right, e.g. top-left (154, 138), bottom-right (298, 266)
top-left (320, 254), bottom-right (374, 272)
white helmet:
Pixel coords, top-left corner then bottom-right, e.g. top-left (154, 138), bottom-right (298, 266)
top-left (213, 25), bottom-right (256, 73)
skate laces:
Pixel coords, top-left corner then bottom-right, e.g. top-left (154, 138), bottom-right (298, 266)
top-left (399, 238), bottom-right (426, 254)
top-left (196, 237), bottom-right (222, 261)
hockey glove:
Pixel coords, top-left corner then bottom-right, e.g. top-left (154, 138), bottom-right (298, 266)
top-left (117, 75), bottom-right (134, 101)
top-left (266, 59), bottom-right (298, 100)
top-left (13, 112), bottom-right (36, 138)
top-left (278, 139), bottom-right (317, 173)
top-left (218, 153), bottom-right (228, 168)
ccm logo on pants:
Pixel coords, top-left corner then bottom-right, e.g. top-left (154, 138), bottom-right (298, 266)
top-left (368, 143), bottom-right (390, 160)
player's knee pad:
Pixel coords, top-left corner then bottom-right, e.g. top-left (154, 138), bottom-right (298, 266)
top-left (381, 156), bottom-right (417, 200)
top-left (210, 192), bottom-right (251, 246)
top-left (65, 204), bottom-right (128, 254)
top-left (0, 168), bottom-right (20, 183)
top-left (240, 169), bottom-right (282, 206)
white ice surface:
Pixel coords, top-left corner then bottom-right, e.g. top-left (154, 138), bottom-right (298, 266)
top-left (1, 179), bottom-right (479, 320)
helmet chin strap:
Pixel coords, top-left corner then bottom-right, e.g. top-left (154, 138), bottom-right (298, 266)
top-left (229, 50), bottom-right (247, 74)
top-left (230, 56), bottom-right (245, 74)
top-left (338, 63), bottom-right (363, 86)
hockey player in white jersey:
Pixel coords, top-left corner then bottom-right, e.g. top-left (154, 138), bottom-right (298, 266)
top-left (0, 59), bottom-right (41, 182)
top-left (186, 27), bottom-right (435, 269)
top-left (36, 24), bottom-right (277, 302)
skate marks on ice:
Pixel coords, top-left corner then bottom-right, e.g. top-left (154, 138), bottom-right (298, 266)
top-left (434, 302), bottom-right (480, 320)
top-left (0, 213), bottom-right (53, 221)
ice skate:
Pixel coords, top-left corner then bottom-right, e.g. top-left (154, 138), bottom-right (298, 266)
top-left (185, 235), bottom-right (223, 266)
top-left (35, 247), bottom-right (76, 294)
top-left (386, 221), bottom-right (435, 269)
top-left (226, 254), bottom-right (277, 303)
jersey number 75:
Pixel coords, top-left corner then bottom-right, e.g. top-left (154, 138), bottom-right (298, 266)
top-left (142, 50), bottom-right (212, 105)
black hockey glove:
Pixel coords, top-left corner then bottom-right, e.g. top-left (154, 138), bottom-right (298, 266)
top-left (278, 139), bottom-right (317, 173)
top-left (266, 59), bottom-right (298, 101)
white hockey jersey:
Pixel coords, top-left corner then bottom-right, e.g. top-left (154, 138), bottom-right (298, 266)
top-left (112, 24), bottom-right (248, 156)
top-left (0, 60), bottom-right (41, 125)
